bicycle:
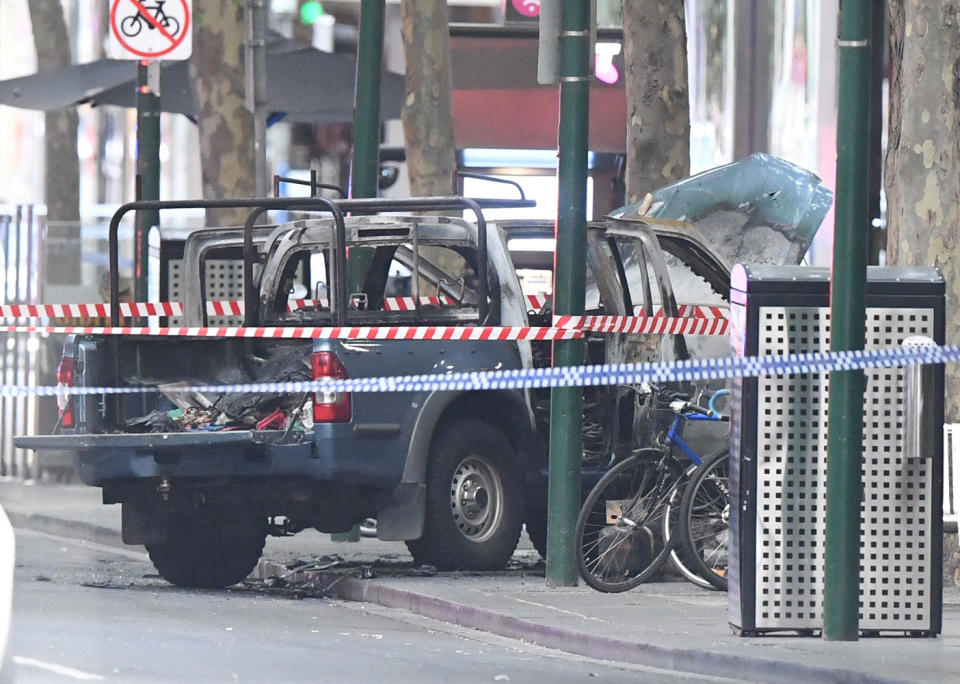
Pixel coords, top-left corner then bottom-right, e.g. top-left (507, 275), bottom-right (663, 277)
top-left (678, 439), bottom-right (730, 590)
top-left (573, 386), bottom-right (729, 593)
top-left (121, 1), bottom-right (181, 38)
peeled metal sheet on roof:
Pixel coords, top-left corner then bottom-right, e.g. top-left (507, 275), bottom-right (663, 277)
top-left (610, 154), bottom-right (835, 267)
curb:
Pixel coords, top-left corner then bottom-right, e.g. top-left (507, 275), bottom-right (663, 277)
top-left (5, 510), bottom-right (123, 549)
top-left (326, 576), bottom-right (909, 684)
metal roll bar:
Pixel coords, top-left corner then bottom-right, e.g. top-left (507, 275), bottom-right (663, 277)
top-left (108, 196), bottom-right (535, 326)
top-left (272, 172), bottom-right (347, 199)
top-left (108, 198), bottom-right (344, 325)
top-left (455, 172), bottom-right (527, 201)
top-left (328, 196), bottom-right (537, 322)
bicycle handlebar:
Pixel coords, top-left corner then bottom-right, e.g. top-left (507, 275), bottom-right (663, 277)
top-left (674, 401), bottom-right (711, 417)
top-left (670, 393), bottom-right (730, 421)
top-left (708, 388), bottom-right (731, 416)
top-left (652, 384), bottom-right (730, 420)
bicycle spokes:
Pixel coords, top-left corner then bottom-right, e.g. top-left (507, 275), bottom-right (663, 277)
top-left (679, 451), bottom-right (730, 591)
top-left (574, 454), bottom-right (683, 592)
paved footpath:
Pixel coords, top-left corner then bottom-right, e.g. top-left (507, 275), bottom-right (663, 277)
top-left (3, 481), bottom-right (959, 684)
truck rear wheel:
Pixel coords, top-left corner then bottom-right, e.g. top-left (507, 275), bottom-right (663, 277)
top-left (406, 419), bottom-right (523, 570)
top-left (524, 510), bottom-right (547, 560)
top-left (146, 509), bottom-right (267, 589)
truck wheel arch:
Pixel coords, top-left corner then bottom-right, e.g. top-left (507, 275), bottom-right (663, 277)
top-left (410, 390), bottom-right (534, 482)
top-left (374, 390), bottom-right (535, 541)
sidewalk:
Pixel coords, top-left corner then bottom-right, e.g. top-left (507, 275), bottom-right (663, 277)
top-left (3, 480), bottom-right (959, 684)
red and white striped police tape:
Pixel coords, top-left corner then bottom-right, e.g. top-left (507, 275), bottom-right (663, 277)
top-left (0, 296), bottom-right (553, 318)
top-left (0, 302), bottom-right (182, 318)
top-left (0, 324), bottom-right (581, 341)
top-left (1, 299), bottom-right (726, 321)
top-left (0, 299), bottom-right (729, 338)
top-left (554, 314), bottom-right (729, 336)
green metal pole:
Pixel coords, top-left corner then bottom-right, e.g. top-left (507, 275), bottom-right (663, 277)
top-left (135, 60), bottom-right (161, 302)
top-left (345, 0), bottom-right (384, 301)
top-left (824, 0), bottom-right (871, 642)
top-left (545, 0), bottom-right (590, 587)
top-left (350, 0), bottom-right (385, 199)
top-left (333, 0), bottom-right (384, 543)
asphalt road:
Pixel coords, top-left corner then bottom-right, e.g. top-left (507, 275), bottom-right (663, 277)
top-left (8, 529), bottom-right (735, 683)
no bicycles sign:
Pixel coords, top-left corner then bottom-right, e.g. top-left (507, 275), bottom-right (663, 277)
top-left (108, 0), bottom-right (192, 61)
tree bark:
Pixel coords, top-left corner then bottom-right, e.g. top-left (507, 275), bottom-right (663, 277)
top-left (189, 0), bottom-right (256, 224)
top-left (885, 0), bottom-right (960, 421)
top-left (400, 0), bottom-right (456, 197)
top-left (621, 0), bottom-right (691, 204)
top-left (27, 0), bottom-right (80, 285)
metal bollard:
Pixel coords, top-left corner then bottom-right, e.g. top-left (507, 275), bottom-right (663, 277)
top-left (902, 336), bottom-right (937, 461)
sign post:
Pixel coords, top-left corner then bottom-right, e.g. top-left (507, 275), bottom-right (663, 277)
top-left (245, 0), bottom-right (268, 198)
top-left (108, 0), bottom-right (192, 301)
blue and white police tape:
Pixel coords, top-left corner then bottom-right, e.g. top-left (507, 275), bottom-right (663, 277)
top-left (0, 342), bottom-right (954, 398)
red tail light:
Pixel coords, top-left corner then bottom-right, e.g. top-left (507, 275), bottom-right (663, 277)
top-left (312, 351), bottom-right (351, 423)
top-left (57, 357), bottom-right (74, 428)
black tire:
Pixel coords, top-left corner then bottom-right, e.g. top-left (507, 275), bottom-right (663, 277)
top-left (146, 508), bottom-right (267, 589)
top-left (406, 419), bottom-right (523, 570)
top-left (120, 15), bottom-right (142, 37)
top-left (574, 450), bottom-right (682, 592)
top-left (679, 450), bottom-right (730, 591)
top-left (663, 467), bottom-right (714, 589)
top-left (524, 510), bottom-right (547, 560)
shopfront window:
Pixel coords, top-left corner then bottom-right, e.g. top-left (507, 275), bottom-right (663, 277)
top-left (769, 0), bottom-right (821, 171)
top-left (686, 0), bottom-right (734, 173)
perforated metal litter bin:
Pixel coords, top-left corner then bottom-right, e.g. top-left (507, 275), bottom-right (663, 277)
top-left (727, 265), bottom-right (944, 637)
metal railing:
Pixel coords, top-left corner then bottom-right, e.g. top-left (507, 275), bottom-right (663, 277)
top-left (0, 205), bottom-right (42, 481)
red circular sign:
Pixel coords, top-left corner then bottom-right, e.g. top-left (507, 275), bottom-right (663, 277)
top-left (110, 0), bottom-right (190, 59)
top-left (511, 0), bottom-right (541, 18)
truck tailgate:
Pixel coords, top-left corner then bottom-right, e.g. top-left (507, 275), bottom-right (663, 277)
top-left (14, 430), bottom-right (319, 487)
top-left (14, 431), bottom-right (258, 451)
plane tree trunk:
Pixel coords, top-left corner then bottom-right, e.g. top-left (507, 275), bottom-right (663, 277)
top-left (885, 0), bottom-right (960, 587)
top-left (400, 0), bottom-right (456, 196)
top-left (621, 0), bottom-right (691, 203)
top-left (27, 0), bottom-right (80, 284)
top-left (189, 0), bottom-right (256, 224)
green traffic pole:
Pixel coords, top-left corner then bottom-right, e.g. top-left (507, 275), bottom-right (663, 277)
top-left (824, 0), bottom-right (871, 641)
top-left (344, 0), bottom-right (383, 301)
top-left (545, 0), bottom-right (590, 587)
top-left (333, 0), bottom-right (384, 543)
top-left (350, 0), bottom-right (384, 199)
top-left (135, 59), bottom-right (161, 302)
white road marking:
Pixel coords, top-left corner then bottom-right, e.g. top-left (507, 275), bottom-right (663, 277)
top-left (12, 655), bottom-right (105, 680)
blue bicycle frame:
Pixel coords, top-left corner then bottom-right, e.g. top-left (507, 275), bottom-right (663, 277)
top-left (665, 389), bottom-right (730, 467)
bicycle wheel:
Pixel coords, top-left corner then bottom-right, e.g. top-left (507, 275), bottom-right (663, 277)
top-left (663, 467), bottom-right (714, 589)
top-left (574, 450), bottom-right (682, 592)
top-left (679, 450), bottom-right (730, 591)
top-left (161, 15), bottom-right (180, 37)
top-left (120, 15), bottom-right (142, 37)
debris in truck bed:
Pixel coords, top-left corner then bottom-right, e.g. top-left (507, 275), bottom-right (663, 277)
top-left (123, 409), bottom-right (185, 434)
top-left (216, 350), bottom-right (312, 422)
top-left (256, 407), bottom-right (286, 430)
top-left (123, 406), bottom-right (247, 433)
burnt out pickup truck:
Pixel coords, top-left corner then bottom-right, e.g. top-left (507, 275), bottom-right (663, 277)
top-left (17, 156), bottom-right (831, 588)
